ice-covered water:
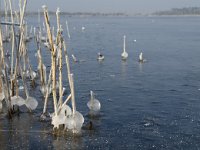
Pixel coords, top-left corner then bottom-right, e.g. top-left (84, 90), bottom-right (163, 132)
top-left (1, 16), bottom-right (200, 149)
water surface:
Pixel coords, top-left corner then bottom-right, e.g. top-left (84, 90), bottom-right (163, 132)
top-left (1, 16), bottom-right (200, 149)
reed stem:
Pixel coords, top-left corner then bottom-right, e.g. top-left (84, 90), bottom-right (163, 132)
top-left (43, 6), bottom-right (58, 116)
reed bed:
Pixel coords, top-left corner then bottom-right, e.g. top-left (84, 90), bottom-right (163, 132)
top-left (0, 1), bottom-right (86, 135)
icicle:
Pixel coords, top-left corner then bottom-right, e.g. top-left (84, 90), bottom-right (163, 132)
top-left (21, 68), bottom-right (38, 111)
top-left (66, 20), bottom-right (71, 39)
top-left (121, 35), bottom-right (128, 60)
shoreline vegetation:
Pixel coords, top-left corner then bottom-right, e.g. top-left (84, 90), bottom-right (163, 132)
top-left (153, 7), bottom-right (200, 16)
top-left (1, 7), bottom-right (200, 17)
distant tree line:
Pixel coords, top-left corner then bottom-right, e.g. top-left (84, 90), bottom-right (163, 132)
top-left (153, 7), bottom-right (200, 15)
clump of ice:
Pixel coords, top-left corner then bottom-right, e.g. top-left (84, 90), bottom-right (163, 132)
top-left (51, 104), bottom-right (84, 133)
top-left (25, 96), bottom-right (38, 110)
top-left (26, 70), bottom-right (37, 79)
top-left (66, 111), bottom-right (84, 133)
top-left (11, 95), bottom-right (25, 107)
top-left (19, 86), bottom-right (24, 90)
top-left (42, 5), bottom-right (47, 9)
top-left (87, 91), bottom-right (101, 112)
top-left (121, 35), bottom-right (128, 60)
top-left (60, 105), bottom-right (72, 116)
top-left (0, 92), bottom-right (5, 101)
top-left (0, 101), bottom-right (2, 112)
top-left (121, 51), bottom-right (128, 60)
top-left (52, 114), bottom-right (66, 129)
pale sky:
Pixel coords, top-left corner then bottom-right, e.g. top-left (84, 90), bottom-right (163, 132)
top-left (8, 0), bottom-right (200, 14)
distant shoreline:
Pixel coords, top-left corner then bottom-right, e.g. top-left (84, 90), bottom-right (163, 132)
top-left (0, 11), bottom-right (128, 17)
top-left (2, 13), bottom-right (200, 17)
top-left (2, 6), bottom-right (200, 17)
top-left (26, 11), bottom-right (200, 17)
top-left (24, 12), bottom-right (200, 17)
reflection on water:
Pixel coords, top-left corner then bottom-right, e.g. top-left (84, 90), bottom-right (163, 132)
top-left (53, 135), bottom-right (84, 149)
top-left (121, 60), bottom-right (128, 80)
top-left (139, 62), bottom-right (143, 73)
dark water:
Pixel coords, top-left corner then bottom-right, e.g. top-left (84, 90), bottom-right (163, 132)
top-left (1, 16), bottom-right (200, 149)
